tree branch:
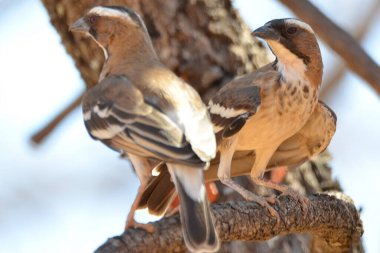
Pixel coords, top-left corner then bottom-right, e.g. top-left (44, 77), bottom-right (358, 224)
top-left (320, 0), bottom-right (380, 99)
top-left (95, 193), bottom-right (363, 253)
top-left (280, 0), bottom-right (380, 95)
top-left (31, 92), bottom-right (84, 144)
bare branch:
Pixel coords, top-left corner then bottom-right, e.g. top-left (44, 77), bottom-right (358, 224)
top-left (95, 193), bottom-right (363, 253)
top-left (280, 0), bottom-right (380, 95)
top-left (31, 92), bottom-right (83, 145)
top-left (320, 0), bottom-right (380, 99)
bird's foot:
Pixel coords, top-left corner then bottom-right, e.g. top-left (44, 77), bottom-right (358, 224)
top-left (251, 177), bottom-right (308, 215)
top-left (265, 194), bottom-right (280, 205)
top-left (220, 178), bottom-right (280, 220)
top-left (244, 191), bottom-right (280, 220)
top-left (280, 188), bottom-right (309, 215)
top-left (125, 219), bottom-right (155, 233)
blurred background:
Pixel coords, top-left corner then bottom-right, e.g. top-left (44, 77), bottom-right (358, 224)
top-left (0, 0), bottom-right (379, 252)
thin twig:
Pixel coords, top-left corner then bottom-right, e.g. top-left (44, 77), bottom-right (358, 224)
top-left (31, 92), bottom-right (84, 144)
top-left (320, 0), bottom-right (380, 98)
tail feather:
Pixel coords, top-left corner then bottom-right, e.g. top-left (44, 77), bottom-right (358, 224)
top-left (138, 163), bottom-right (176, 216)
top-left (168, 164), bottom-right (220, 253)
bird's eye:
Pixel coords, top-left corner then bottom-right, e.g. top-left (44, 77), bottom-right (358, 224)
top-left (88, 15), bottom-right (98, 24)
top-left (286, 26), bottom-right (298, 35)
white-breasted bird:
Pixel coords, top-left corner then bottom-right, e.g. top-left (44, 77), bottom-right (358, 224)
top-left (137, 18), bottom-right (331, 217)
top-left (208, 18), bottom-right (323, 213)
top-left (138, 100), bottom-right (336, 215)
top-left (70, 6), bottom-right (219, 252)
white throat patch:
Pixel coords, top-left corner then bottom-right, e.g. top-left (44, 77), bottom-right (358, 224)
top-left (268, 40), bottom-right (307, 83)
top-left (92, 37), bottom-right (109, 60)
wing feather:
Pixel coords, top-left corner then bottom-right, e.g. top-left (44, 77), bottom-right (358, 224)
top-left (82, 75), bottom-right (204, 166)
top-left (209, 85), bottom-right (261, 138)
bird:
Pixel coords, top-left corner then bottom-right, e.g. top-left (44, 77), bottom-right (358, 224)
top-left (140, 18), bottom-right (325, 217)
top-left (138, 101), bottom-right (336, 216)
top-left (208, 18), bottom-right (323, 214)
top-left (70, 6), bottom-right (219, 252)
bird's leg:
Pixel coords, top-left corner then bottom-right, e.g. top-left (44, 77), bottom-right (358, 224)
top-left (125, 154), bottom-right (155, 233)
top-left (251, 174), bottom-right (309, 214)
top-left (217, 137), bottom-right (279, 219)
top-left (242, 147), bottom-right (285, 220)
top-left (251, 150), bottom-right (308, 212)
top-left (220, 177), bottom-right (280, 218)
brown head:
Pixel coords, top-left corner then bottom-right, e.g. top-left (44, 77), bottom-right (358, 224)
top-left (70, 6), bottom-right (157, 61)
top-left (252, 18), bottom-right (323, 87)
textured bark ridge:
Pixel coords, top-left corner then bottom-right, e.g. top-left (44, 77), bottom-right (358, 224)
top-left (34, 0), bottom-right (269, 144)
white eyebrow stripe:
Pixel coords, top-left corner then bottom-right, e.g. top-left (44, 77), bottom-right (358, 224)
top-left (89, 6), bottom-right (133, 22)
top-left (285, 19), bottom-right (314, 34)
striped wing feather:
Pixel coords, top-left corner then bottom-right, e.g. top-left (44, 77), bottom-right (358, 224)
top-left (82, 75), bottom-right (204, 166)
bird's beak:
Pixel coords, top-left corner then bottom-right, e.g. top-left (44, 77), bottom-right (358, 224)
top-left (252, 25), bottom-right (280, 41)
top-left (69, 17), bottom-right (90, 33)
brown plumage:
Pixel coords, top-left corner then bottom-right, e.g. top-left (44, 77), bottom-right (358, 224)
top-left (204, 19), bottom-right (326, 214)
top-left (207, 19), bottom-right (325, 213)
top-left (137, 19), bottom-right (334, 217)
top-left (138, 101), bottom-right (336, 215)
top-left (71, 6), bottom-right (219, 252)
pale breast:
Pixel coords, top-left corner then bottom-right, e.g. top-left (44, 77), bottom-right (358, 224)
top-left (236, 79), bottom-right (318, 150)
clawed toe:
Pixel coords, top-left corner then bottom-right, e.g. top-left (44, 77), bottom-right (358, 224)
top-left (281, 189), bottom-right (309, 215)
top-left (265, 195), bottom-right (280, 205)
top-left (255, 197), bottom-right (279, 219)
top-left (219, 178), bottom-right (280, 224)
top-left (245, 192), bottom-right (280, 224)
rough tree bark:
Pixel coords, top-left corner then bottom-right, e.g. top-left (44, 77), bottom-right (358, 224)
top-left (33, 0), bottom-right (269, 143)
top-left (40, 0), bottom-right (364, 252)
top-left (95, 193), bottom-right (362, 253)
top-left (41, 0), bottom-right (268, 91)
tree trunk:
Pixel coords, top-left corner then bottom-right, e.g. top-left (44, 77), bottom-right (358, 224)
top-left (40, 0), bottom-right (364, 252)
top-left (41, 0), bottom-right (269, 92)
